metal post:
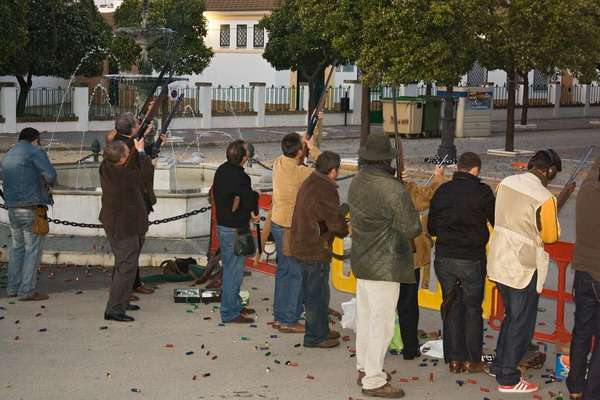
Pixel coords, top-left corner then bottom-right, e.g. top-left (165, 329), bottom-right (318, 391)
top-left (437, 94), bottom-right (457, 161)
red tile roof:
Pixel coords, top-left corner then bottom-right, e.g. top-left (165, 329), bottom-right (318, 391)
top-left (204, 0), bottom-right (280, 12)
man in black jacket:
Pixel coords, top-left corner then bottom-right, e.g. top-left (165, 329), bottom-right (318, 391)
top-left (428, 152), bottom-right (495, 374)
top-left (212, 140), bottom-right (259, 323)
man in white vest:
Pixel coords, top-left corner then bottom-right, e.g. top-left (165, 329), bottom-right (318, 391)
top-left (487, 149), bottom-right (561, 394)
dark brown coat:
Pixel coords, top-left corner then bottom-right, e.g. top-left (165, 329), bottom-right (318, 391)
top-left (573, 157), bottom-right (600, 281)
top-left (290, 171), bottom-right (349, 262)
top-left (99, 154), bottom-right (153, 240)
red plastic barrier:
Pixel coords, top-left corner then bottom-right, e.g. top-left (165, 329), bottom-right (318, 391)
top-left (488, 241), bottom-right (574, 344)
top-left (208, 190), bottom-right (277, 276)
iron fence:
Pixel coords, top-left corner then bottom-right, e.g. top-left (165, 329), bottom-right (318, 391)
top-left (167, 86), bottom-right (201, 117)
top-left (492, 85), bottom-right (510, 108)
top-left (560, 85), bottom-right (584, 106)
top-left (526, 85), bottom-right (551, 106)
top-left (212, 85), bottom-right (254, 113)
top-left (369, 86), bottom-right (402, 111)
top-left (590, 84), bottom-right (600, 105)
top-left (19, 87), bottom-right (75, 119)
top-left (89, 84), bottom-right (138, 120)
top-left (324, 85), bottom-right (351, 112)
top-left (265, 85), bottom-right (304, 112)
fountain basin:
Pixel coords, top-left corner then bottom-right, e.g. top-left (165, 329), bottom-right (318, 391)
top-left (0, 162), bottom-right (271, 239)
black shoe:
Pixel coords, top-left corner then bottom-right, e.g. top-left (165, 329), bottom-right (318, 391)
top-left (402, 349), bottom-right (421, 360)
top-left (127, 304), bottom-right (141, 311)
top-left (104, 313), bottom-right (135, 322)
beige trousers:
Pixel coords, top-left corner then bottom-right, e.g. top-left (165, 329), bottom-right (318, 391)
top-left (356, 278), bottom-right (400, 390)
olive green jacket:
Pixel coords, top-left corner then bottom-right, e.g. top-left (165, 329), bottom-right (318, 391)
top-left (348, 166), bottom-right (422, 283)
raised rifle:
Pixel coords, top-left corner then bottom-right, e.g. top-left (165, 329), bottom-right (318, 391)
top-left (305, 66), bottom-right (335, 141)
top-left (556, 145), bottom-right (595, 212)
top-left (390, 86), bottom-right (417, 252)
top-left (137, 64), bottom-right (169, 120)
top-left (151, 93), bottom-right (185, 158)
top-left (136, 70), bottom-right (175, 141)
top-left (425, 155), bottom-right (448, 185)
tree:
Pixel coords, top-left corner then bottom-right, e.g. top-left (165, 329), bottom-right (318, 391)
top-left (0, 1), bottom-right (28, 66)
top-left (0, 0), bottom-right (112, 116)
top-left (259, 0), bottom-right (339, 119)
top-left (358, 0), bottom-right (484, 159)
top-left (305, 0), bottom-right (372, 144)
top-left (113, 0), bottom-right (213, 76)
top-left (479, 0), bottom-right (600, 151)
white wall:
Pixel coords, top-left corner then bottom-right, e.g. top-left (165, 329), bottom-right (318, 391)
top-left (0, 76), bottom-right (70, 90)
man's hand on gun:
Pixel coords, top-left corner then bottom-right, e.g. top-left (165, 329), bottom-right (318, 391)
top-left (251, 211), bottom-right (260, 224)
top-left (133, 136), bottom-right (146, 153)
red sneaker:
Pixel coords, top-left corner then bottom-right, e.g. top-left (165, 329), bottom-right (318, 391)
top-left (497, 378), bottom-right (539, 393)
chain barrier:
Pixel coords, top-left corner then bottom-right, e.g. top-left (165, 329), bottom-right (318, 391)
top-left (0, 202), bottom-right (210, 229)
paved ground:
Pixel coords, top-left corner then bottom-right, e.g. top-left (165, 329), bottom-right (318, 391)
top-left (0, 265), bottom-right (570, 400)
top-left (0, 119), bottom-right (598, 399)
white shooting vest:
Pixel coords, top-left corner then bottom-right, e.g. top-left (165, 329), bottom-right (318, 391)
top-left (487, 173), bottom-right (556, 293)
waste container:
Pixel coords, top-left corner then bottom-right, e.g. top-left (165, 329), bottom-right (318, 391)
top-left (382, 97), bottom-right (424, 136)
top-left (418, 95), bottom-right (442, 138)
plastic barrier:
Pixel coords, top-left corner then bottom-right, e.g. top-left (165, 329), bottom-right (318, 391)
top-left (208, 191), bottom-right (277, 276)
top-left (487, 241), bottom-right (574, 344)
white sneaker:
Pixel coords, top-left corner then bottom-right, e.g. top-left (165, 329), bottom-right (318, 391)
top-left (497, 378), bottom-right (539, 393)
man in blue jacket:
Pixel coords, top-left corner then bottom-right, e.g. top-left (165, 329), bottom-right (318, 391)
top-left (1, 128), bottom-right (56, 301)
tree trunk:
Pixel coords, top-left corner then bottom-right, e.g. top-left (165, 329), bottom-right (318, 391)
top-left (16, 73), bottom-right (33, 117)
top-left (520, 72), bottom-right (529, 126)
top-left (505, 68), bottom-right (516, 152)
top-left (305, 68), bottom-right (325, 125)
top-left (360, 82), bottom-right (370, 146)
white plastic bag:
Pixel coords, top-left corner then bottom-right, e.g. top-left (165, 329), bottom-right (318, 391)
top-left (341, 298), bottom-right (357, 332)
top-left (420, 339), bottom-right (444, 359)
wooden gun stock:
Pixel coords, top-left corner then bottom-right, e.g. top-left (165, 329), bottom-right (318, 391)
top-left (137, 64), bottom-right (169, 120)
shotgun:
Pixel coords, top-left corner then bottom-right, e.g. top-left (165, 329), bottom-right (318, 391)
top-left (137, 64), bottom-right (169, 120)
top-left (391, 86), bottom-right (416, 252)
top-left (151, 93), bottom-right (185, 158)
top-left (556, 145), bottom-right (595, 212)
top-left (306, 66), bottom-right (335, 140)
top-left (136, 70), bottom-right (174, 141)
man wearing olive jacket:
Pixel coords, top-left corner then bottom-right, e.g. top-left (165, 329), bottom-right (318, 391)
top-left (348, 133), bottom-right (421, 399)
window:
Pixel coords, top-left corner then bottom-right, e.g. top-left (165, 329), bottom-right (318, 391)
top-left (253, 25), bottom-right (264, 48)
top-left (336, 63), bottom-right (355, 73)
top-left (220, 24), bottom-right (230, 47)
top-left (237, 24), bottom-right (247, 48)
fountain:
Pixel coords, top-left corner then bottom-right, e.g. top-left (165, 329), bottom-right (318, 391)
top-left (0, 0), bottom-right (271, 244)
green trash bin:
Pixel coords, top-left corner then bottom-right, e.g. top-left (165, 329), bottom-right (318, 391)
top-left (418, 95), bottom-right (442, 138)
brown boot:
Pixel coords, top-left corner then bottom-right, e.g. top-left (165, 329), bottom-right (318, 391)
top-left (362, 383), bottom-right (405, 398)
top-left (19, 292), bottom-right (49, 301)
top-left (328, 330), bottom-right (341, 340)
top-left (465, 361), bottom-right (485, 373)
top-left (279, 322), bottom-right (305, 333)
top-left (304, 338), bottom-right (340, 348)
top-left (569, 393), bottom-right (583, 400)
top-left (357, 370), bottom-right (392, 386)
top-left (226, 315), bottom-right (254, 324)
top-left (134, 285), bottom-right (154, 294)
top-left (128, 294), bottom-right (140, 302)
top-left (240, 307), bottom-right (255, 315)
top-left (449, 361), bottom-right (466, 373)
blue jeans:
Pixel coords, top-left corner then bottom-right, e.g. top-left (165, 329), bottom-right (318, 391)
top-left (302, 261), bottom-right (330, 346)
top-left (492, 272), bottom-right (539, 386)
top-left (272, 223), bottom-right (303, 324)
top-left (217, 225), bottom-right (246, 322)
top-left (567, 271), bottom-right (600, 398)
top-left (435, 257), bottom-right (486, 363)
top-left (7, 208), bottom-right (44, 297)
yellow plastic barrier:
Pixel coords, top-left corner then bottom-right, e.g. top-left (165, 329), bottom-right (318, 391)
top-left (331, 228), bottom-right (496, 319)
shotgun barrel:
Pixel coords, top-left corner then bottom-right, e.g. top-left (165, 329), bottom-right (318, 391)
top-left (556, 145), bottom-right (595, 211)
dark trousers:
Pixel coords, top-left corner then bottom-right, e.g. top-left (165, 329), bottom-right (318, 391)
top-left (105, 234), bottom-right (144, 315)
top-left (492, 272), bottom-right (539, 386)
top-left (301, 261), bottom-right (330, 346)
top-left (132, 234), bottom-right (146, 289)
top-left (397, 268), bottom-right (421, 356)
top-left (435, 256), bottom-right (486, 364)
top-left (567, 271), bottom-right (600, 398)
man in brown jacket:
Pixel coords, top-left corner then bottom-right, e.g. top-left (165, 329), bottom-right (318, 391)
top-left (290, 151), bottom-right (349, 348)
top-left (567, 156), bottom-right (600, 400)
top-left (100, 139), bottom-right (152, 322)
